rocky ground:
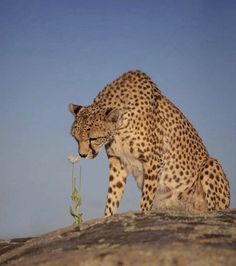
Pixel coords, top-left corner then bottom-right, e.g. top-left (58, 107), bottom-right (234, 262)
top-left (1, 209), bottom-right (236, 266)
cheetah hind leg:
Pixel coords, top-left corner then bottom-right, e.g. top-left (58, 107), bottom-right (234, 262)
top-left (179, 177), bottom-right (208, 213)
top-left (200, 157), bottom-right (230, 211)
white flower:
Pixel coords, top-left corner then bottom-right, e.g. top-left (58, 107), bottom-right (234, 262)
top-left (67, 155), bottom-right (81, 164)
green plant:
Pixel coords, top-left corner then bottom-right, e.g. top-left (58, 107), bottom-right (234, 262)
top-left (68, 156), bottom-right (83, 227)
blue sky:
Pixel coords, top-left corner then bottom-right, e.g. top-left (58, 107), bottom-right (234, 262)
top-left (0, 0), bottom-right (235, 239)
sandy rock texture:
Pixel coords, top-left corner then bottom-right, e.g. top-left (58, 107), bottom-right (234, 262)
top-left (1, 210), bottom-right (236, 266)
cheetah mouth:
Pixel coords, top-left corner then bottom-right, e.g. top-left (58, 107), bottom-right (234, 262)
top-left (92, 153), bottom-right (98, 159)
top-left (87, 152), bottom-right (98, 160)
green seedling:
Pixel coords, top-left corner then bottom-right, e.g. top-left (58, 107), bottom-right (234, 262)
top-left (68, 156), bottom-right (83, 227)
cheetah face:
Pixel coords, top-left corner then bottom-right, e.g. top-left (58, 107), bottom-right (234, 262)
top-left (69, 104), bottom-right (127, 159)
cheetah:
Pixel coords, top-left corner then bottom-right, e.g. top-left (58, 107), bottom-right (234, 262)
top-left (69, 70), bottom-right (230, 217)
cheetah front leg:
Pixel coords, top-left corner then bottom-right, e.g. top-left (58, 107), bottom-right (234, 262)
top-left (140, 162), bottom-right (159, 213)
top-left (104, 155), bottom-right (128, 217)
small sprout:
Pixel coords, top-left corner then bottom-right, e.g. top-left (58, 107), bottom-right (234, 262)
top-left (68, 155), bottom-right (83, 227)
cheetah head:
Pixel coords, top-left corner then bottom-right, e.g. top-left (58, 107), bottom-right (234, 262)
top-left (69, 103), bottom-right (128, 159)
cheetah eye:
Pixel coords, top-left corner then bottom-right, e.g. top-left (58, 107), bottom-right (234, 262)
top-left (89, 137), bottom-right (97, 142)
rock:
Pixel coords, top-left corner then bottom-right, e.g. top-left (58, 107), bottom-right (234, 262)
top-left (1, 209), bottom-right (236, 266)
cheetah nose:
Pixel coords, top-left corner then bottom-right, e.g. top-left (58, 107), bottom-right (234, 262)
top-left (79, 153), bottom-right (87, 158)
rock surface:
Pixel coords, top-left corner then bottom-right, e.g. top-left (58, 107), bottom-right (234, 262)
top-left (1, 210), bottom-right (236, 266)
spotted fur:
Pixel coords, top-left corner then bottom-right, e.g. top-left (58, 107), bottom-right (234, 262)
top-left (69, 70), bottom-right (230, 216)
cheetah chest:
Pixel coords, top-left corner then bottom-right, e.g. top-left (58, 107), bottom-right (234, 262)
top-left (110, 138), bottom-right (144, 189)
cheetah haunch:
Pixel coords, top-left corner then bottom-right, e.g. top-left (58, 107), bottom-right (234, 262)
top-left (69, 70), bottom-right (230, 216)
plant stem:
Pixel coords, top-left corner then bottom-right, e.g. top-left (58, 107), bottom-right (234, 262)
top-left (79, 165), bottom-right (82, 193)
top-left (72, 163), bottom-right (75, 191)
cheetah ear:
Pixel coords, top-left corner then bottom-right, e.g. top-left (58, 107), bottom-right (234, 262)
top-left (68, 103), bottom-right (83, 116)
top-left (105, 108), bottom-right (122, 123)
top-left (105, 108), bottom-right (128, 129)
